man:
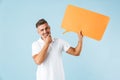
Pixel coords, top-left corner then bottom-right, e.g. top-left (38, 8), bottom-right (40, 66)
top-left (32, 18), bottom-right (83, 80)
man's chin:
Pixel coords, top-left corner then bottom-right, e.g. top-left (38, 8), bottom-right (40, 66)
top-left (42, 36), bottom-right (47, 39)
top-left (44, 34), bottom-right (49, 37)
top-left (42, 34), bottom-right (50, 38)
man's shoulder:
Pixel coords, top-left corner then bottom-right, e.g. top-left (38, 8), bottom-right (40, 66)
top-left (32, 39), bottom-right (39, 46)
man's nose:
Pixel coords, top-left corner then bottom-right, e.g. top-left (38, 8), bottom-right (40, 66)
top-left (43, 29), bottom-right (47, 33)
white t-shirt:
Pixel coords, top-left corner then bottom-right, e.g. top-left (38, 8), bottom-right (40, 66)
top-left (32, 38), bottom-right (70, 80)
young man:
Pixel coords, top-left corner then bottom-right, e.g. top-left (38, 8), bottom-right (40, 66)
top-left (32, 18), bottom-right (83, 80)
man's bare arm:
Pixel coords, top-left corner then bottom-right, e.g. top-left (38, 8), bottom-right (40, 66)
top-left (66, 32), bottom-right (83, 56)
top-left (33, 35), bottom-right (52, 65)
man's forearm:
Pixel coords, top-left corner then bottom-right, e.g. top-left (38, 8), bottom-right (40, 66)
top-left (74, 39), bottom-right (83, 56)
top-left (66, 39), bottom-right (83, 56)
top-left (34, 43), bottom-right (50, 65)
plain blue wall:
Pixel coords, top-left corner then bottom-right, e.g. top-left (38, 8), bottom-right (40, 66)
top-left (0, 0), bottom-right (120, 80)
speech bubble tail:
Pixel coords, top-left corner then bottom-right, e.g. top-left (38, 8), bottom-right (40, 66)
top-left (63, 31), bottom-right (68, 34)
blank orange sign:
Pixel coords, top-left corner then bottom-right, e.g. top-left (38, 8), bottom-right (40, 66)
top-left (62, 5), bottom-right (110, 41)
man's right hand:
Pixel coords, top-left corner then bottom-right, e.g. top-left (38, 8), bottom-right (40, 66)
top-left (45, 34), bottom-right (52, 44)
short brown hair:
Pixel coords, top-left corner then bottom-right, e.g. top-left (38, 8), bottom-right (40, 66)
top-left (36, 18), bottom-right (48, 28)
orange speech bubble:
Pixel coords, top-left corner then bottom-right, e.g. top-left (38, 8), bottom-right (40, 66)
top-left (61, 5), bottom-right (110, 41)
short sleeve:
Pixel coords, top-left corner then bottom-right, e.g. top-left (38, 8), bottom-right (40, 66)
top-left (60, 39), bottom-right (71, 52)
top-left (32, 41), bottom-right (41, 56)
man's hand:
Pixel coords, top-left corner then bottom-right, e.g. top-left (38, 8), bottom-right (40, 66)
top-left (77, 31), bottom-right (83, 41)
top-left (45, 34), bottom-right (52, 44)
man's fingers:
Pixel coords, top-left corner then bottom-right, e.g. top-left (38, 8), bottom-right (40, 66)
top-left (80, 31), bottom-right (83, 37)
top-left (77, 31), bottom-right (83, 36)
top-left (48, 34), bottom-right (51, 37)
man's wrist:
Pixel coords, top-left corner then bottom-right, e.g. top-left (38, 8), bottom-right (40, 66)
top-left (78, 38), bottom-right (83, 42)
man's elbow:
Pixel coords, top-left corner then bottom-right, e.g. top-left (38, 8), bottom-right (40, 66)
top-left (33, 57), bottom-right (43, 65)
top-left (74, 54), bottom-right (80, 56)
top-left (35, 60), bottom-right (43, 65)
top-left (74, 52), bottom-right (81, 56)
top-left (35, 61), bottom-right (40, 65)
top-left (32, 55), bottom-right (43, 65)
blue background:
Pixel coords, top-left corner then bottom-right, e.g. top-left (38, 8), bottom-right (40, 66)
top-left (0, 0), bottom-right (120, 80)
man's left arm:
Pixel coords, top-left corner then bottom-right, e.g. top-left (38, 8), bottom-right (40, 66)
top-left (66, 32), bottom-right (83, 56)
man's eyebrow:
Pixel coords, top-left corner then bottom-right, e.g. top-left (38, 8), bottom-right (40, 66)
top-left (47, 25), bottom-right (50, 27)
top-left (40, 29), bottom-right (44, 31)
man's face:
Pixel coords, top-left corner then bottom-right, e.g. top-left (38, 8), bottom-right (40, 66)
top-left (37, 23), bottom-right (51, 39)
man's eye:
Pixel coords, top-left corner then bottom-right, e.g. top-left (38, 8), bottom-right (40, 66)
top-left (46, 27), bottom-right (49, 30)
top-left (45, 28), bottom-right (48, 30)
top-left (41, 29), bottom-right (44, 31)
